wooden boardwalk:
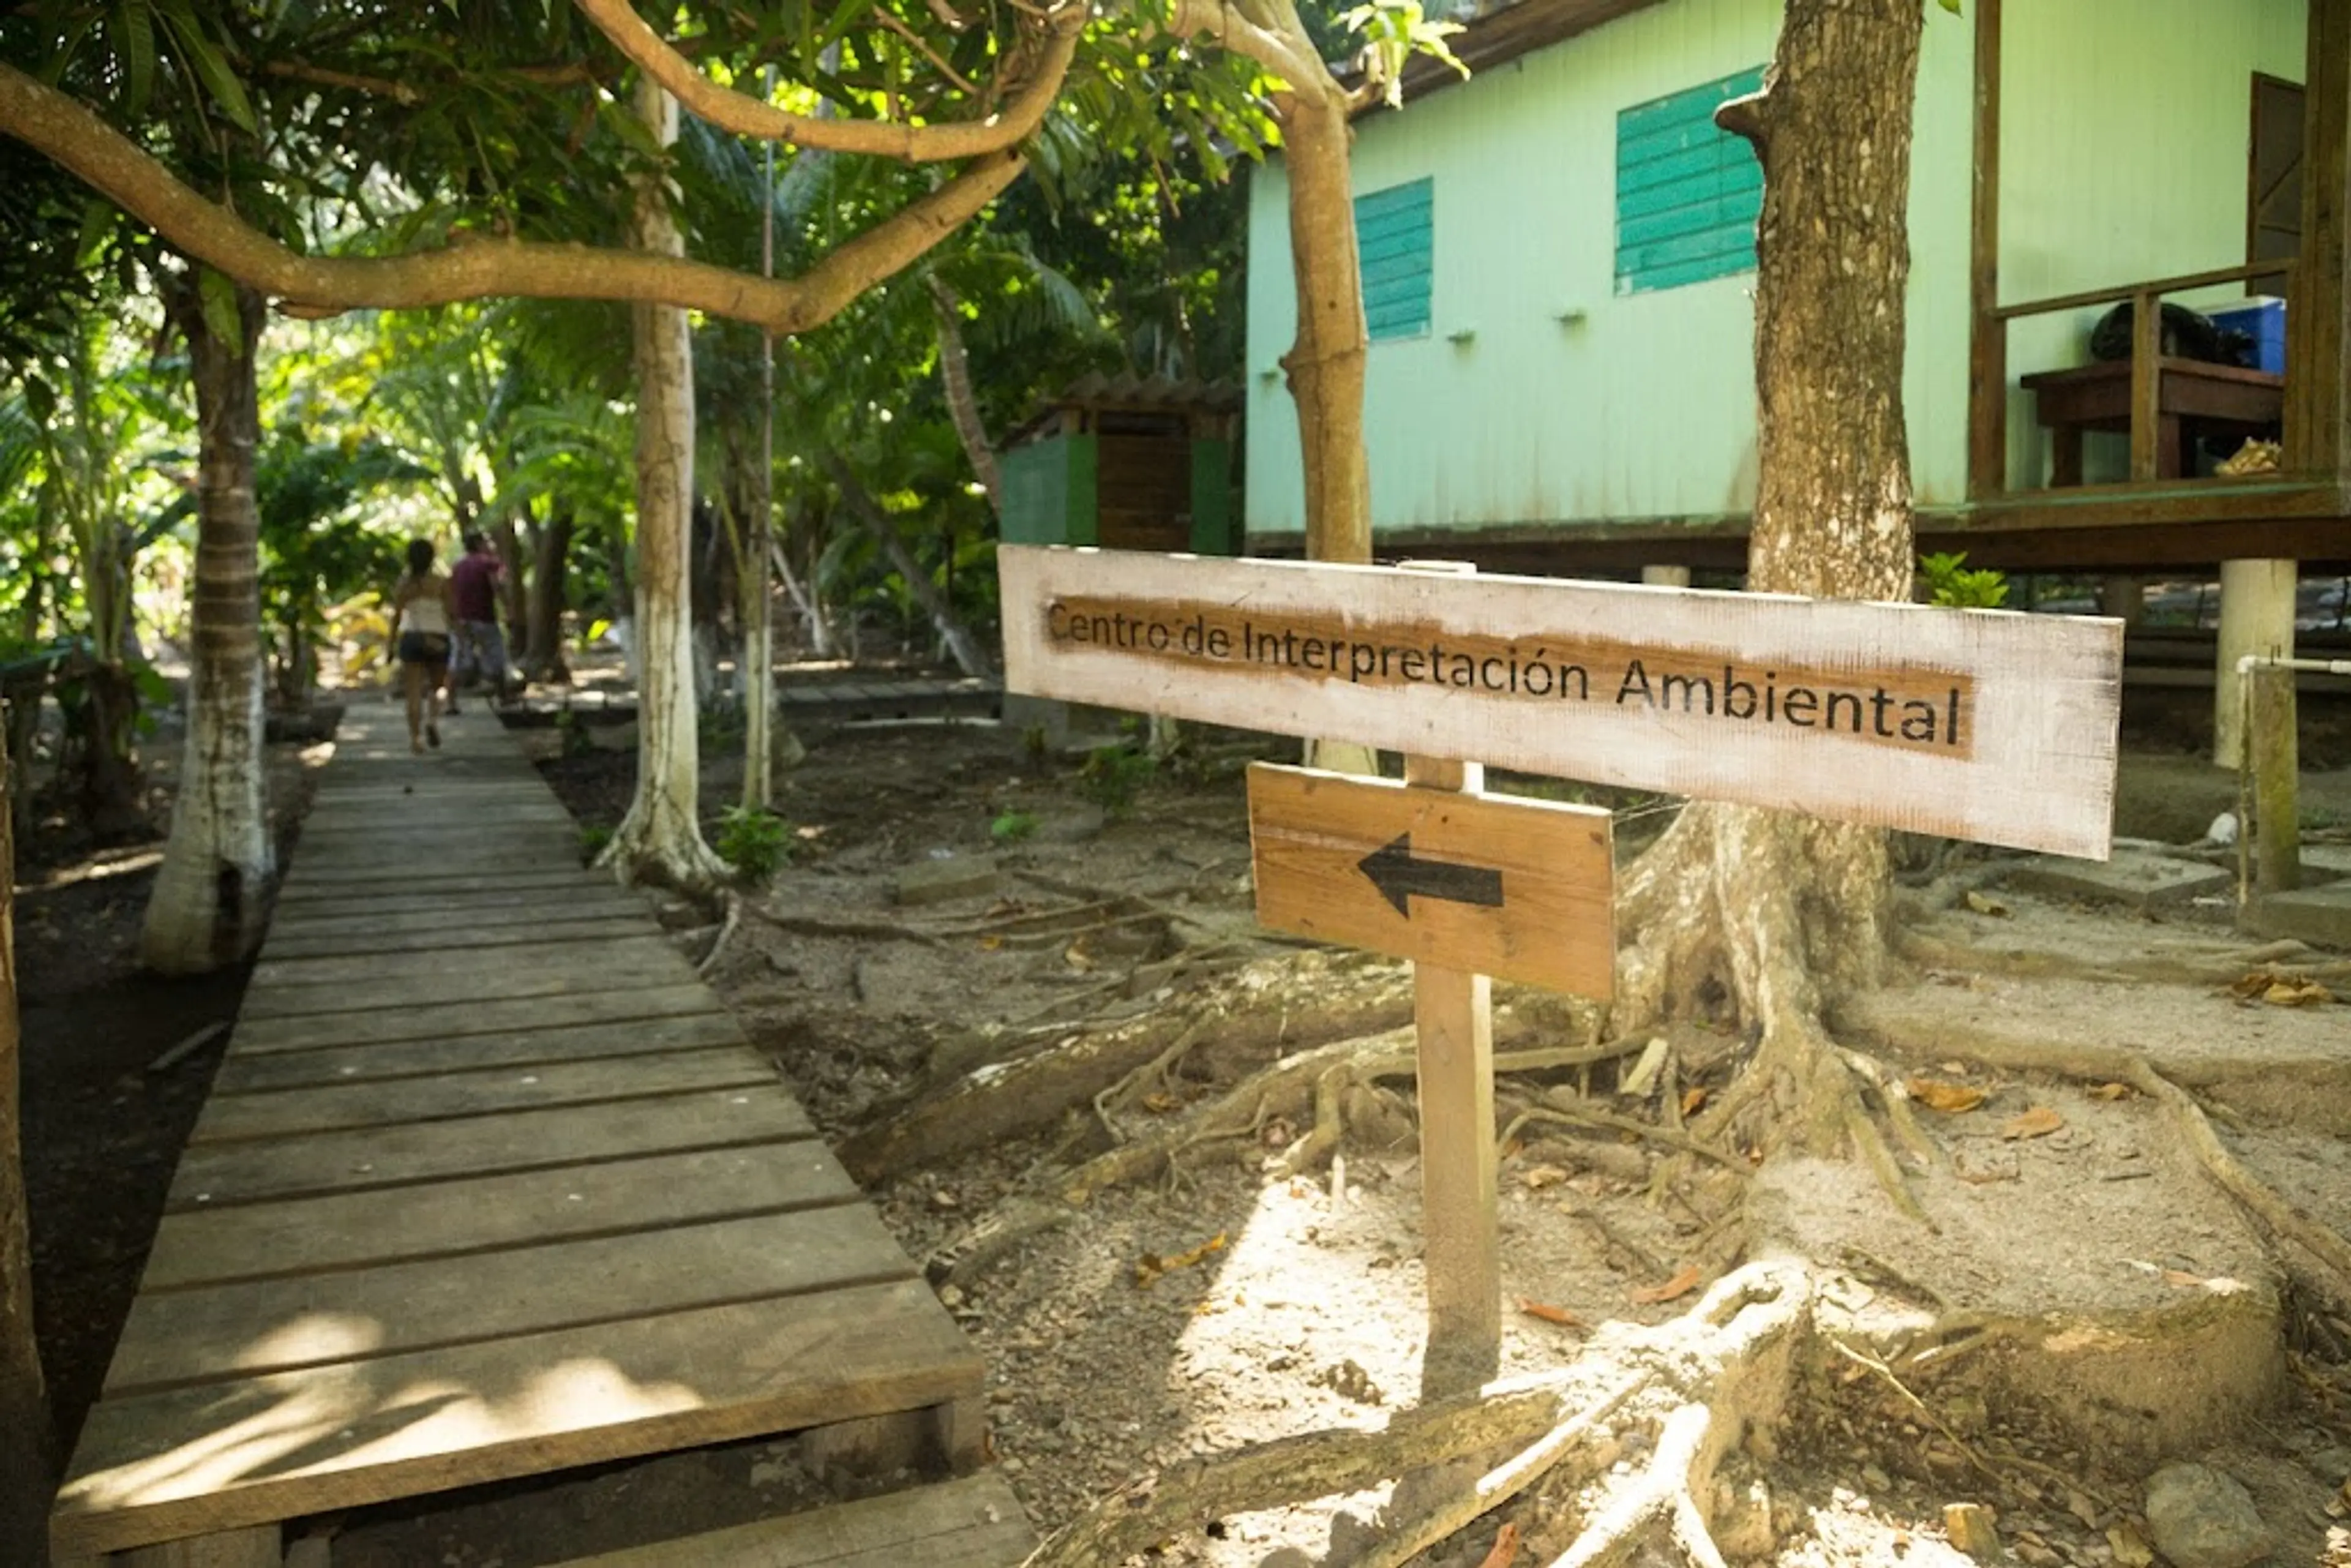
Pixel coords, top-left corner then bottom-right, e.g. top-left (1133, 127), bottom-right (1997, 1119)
top-left (52, 707), bottom-right (999, 1563)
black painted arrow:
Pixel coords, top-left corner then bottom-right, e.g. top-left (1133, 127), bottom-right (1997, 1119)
top-left (1357, 834), bottom-right (1504, 918)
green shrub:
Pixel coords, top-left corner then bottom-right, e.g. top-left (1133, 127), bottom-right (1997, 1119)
top-left (1078, 741), bottom-right (1158, 817)
top-left (716, 804), bottom-right (795, 880)
top-left (1919, 551), bottom-right (2009, 609)
top-left (990, 809), bottom-right (1040, 844)
top-left (578, 823), bottom-right (614, 863)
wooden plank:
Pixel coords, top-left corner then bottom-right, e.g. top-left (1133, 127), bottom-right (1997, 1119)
top-left (242, 937), bottom-right (696, 1019)
top-left (214, 1013), bottom-right (749, 1092)
top-left (190, 1049), bottom-right (775, 1143)
top-left (228, 985), bottom-right (724, 1054)
top-left (1966, 0), bottom-right (2003, 497)
top-left (167, 1088), bottom-right (812, 1209)
top-left (119, 1525), bottom-right (280, 1567)
top-left (249, 935), bottom-right (687, 988)
top-left (274, 868), bottom-right (600, 904)
top-left (264, 893), bottom-right (644, 942)
top-left (106, 1207), bottom-right (919, 1394)
top-left (141, 1143), bottom-right (858, 1291)
top-left (545, 1472), bottom-right (1034, 1567)
top-left (2128, 290), bottom-right (2161, 482)
top-left (266, 883), bottom-right (639, 923)
top-left (999, 544), bottom-right (2123, 858)
top-left (261, 914), bottom-right (653, 961)
top-left (54, 1278), bottom-right (980, 1556)
top-left (1413, 961), bottom-right (1498, 1398)
top-left (1247, 765), bottom-right (1613, 997)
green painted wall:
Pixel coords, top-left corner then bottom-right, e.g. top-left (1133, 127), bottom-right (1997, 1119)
top-left (1000, 433), bottom-right (1098, 546)
top-left (1190, 438), bottom-right (1237, 553)
top-left (1243, 0), bottom-right (2304, 540)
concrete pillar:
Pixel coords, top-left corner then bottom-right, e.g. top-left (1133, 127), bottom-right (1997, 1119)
top-left (2214, 558), bottom-right (2298, 769)
top-left (1641, 565), bottom-right (1693, 588)
top-left (2099, 574), bottom-right (2146, 626)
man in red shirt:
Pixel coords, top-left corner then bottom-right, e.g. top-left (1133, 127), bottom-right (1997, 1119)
top-left (447, 531), bottom-right (511, 711)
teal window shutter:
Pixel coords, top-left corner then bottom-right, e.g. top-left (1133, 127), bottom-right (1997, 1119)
top-left (1614, 67), bottom-right (1766, 294)
top-left (1355, 178), bottom-right (1434, 341)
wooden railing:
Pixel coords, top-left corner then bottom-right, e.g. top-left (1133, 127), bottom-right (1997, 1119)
top-left (1979, 258), bottom-right (2295, 490)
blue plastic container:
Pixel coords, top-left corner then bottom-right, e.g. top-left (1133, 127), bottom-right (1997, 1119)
top-left (2210, 298), bottom-right (2286, 373)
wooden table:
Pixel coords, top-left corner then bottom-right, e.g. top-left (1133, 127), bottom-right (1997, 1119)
top-left (2019, 356), bottom-right (2284, 484)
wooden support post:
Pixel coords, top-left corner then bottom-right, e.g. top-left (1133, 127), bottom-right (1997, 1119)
top-left (2129, 288), bottom-right (2161, 482)
top-left (2216, 558), bottom-right (2299, 768)
top-left (2098, 575), bottom-right (2146, 626)
top-left (2249, 663), bottom-right (2301, 895)
top-left (2287, 0), bottom-right (2351, 473)
top-left (1397, 560), bottom-right (1499, 1399)
top-left (1965, 0), bottom-right (2006, 498)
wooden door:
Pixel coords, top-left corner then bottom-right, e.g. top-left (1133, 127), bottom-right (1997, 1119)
top-left (2250, 72), bottom-right (2304, 297)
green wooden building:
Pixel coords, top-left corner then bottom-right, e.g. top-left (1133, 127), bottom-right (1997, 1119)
top-left (999, 372), bottom-right (1241, 556)
top-left (1242, 0), bottom-right (2351, 759)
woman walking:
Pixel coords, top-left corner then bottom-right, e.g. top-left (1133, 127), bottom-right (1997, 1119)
top-left (389, 539), bottom-right (457, 754)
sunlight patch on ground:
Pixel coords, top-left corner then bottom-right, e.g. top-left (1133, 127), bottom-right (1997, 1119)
top-left (66, 1355), bottom-right (705, 1515)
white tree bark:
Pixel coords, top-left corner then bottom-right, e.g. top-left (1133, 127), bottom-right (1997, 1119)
top-left (141, 276), bottom-right (276, 973)
top-left (600, 77), bottom-right (730, 893)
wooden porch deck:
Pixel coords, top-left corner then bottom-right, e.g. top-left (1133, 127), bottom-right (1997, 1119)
top-left (51, 707), bottom-right (995, 1563)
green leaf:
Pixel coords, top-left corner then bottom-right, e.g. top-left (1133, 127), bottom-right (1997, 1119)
top-left (1938, 0), bottom-right (1962, 12)
top-left (118, 1), bottom-right (155, 114)
top-left (156, 0), bottom-right (258, 134)
top-left (198, 268), bottom-right (245, 356)
top-left (73, 197), bottom-right (117, 269)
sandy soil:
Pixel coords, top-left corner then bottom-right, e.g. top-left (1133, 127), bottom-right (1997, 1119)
top-left (17, 691), bottom-right (2351, 1567)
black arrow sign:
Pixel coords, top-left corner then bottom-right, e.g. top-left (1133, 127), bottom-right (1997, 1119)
top-left (1357, 834), bottom-right (1505, 918)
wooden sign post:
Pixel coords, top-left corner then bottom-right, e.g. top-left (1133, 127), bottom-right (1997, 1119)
top-left (998, 542), bottom-right (2124, 1392)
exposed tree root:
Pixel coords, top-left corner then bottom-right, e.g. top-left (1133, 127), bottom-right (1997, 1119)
top-left (838, 954), bottom-right (1414, 1181)
top-left (1895, 923), bottom-right (2351, 988)
top-left (1019, 1261), bottom-right (1812, 1568)
top-left (1862, 1019), bottom-right (2351, 1318)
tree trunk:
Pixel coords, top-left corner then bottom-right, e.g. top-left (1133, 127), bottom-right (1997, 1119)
top-left (490, 516), bottom-right (528, 652)
top-left (926, 276), bottom-right (1001, 514)
top-left (1277, 90), bottom-right (1379, 774)
top-left (527, 509), bottom-right (576, 681)
top-left (600, 77), bottom-right (729, 894)
top-left (1612, 0), bottom-right (1924, 1158)
top-left (821, 451), bottom-right (990, 677)
top-left (1278, 92), bottom-right (1371, 567)
top-left (141, 274), bottom-right (274, 975)
top-left (0, 750), bottom-right (53, 1568)
top-left (743, 341), bottom-right (779, 808)
top-left (778, 501), bottom-right (838, 659)
top-left (73, 658), bottom-right (145, 842)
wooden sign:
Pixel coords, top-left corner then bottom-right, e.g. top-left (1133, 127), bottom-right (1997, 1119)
top-left (1248, 764), bottom-right (1614, 997)
top-left (999, 545), bottom-right (2123, 859)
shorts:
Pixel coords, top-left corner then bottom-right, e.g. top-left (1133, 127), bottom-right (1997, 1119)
top-left (398, 631), bottom-right (452, 666)
top-left (453, 620), bottom-right (510, 685)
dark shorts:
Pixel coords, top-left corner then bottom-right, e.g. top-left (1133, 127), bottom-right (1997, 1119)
top-left (398, 631), bottom-right (452, 666)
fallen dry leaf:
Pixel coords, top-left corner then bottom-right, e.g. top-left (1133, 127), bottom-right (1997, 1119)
top-left (2003, 1106), bottom-right (2065, 1140)
top-left (1141, 1092), bottom-right (1182, 1114)
top-left (1134, 1231), bottom-right (1227, 1288)
top-left (1629, 1264), bottom-right (1703, 1305)
top-left (1477, 1522), bottom-right (1521, 1568)
top-left (1963, 889), bottom-right (2012, 917)
top-left (1063, 942), bottom-right (1095, 972)
top-left (977, 934), bottom-right (1003, 951)
top-left (1516, 1297), bottom-right (1583, 1327)
top-left (1907, 1077), bottom-right (1987, 1114)
top-left (2107, 1521), bottom-right (2154, 1567)
top-left (2265, 979), bottom-right (2335, 1007)
top-left (2161, 1269), bottom-right (2207, 1288)
top-left (1680, 1086), bottom-right (1709, 1117)
top-left (1518, 1164), bottom-right (1571, 1191)
top-left (2088, 1082), bottom-right (2133, 1101)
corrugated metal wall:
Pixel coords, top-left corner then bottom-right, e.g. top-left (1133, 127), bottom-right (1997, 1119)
top-left (1242, 0), bottom-right (2304, 542)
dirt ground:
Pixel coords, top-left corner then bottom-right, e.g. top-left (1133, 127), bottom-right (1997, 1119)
top-left (15, 680), bottom-right (2351, 1567)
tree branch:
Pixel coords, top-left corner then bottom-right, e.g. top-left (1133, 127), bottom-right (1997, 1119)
top-left (569, 0), bottom-right (1080, 161)
top-left (0, 62), bottom-right (1021, 334)
top-left (1163, 0), bottom-right (1332, 103)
